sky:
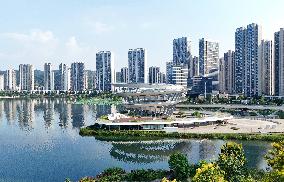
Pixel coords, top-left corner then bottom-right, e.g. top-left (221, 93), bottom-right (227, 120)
top-left (0, 0), bottom-right (283, 72)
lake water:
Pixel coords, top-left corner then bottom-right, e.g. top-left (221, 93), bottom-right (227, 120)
top-left (0, 99), bottom-right (271, 182)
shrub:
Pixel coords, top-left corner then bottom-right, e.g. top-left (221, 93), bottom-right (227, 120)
top-left (192, 163), bottom-right (227, 182)
top-left (168, 152), bottom-right (190, 180)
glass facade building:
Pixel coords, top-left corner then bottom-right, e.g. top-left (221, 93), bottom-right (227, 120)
top-left (128, 48), bottom-right (147, 84)
top-left (274, 28), bottom-right (284, 96)
top-left (234, 23), bottom-right (261, 97)
top-left (96, 51), bottom-right (114, 92)
top-left (70, 62), bottom-right (85, 92)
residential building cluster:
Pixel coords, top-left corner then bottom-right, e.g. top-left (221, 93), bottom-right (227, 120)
top-left (0, 23), bottom-right (283, 97)
top-left (218, 24), bottom-right (282, 97)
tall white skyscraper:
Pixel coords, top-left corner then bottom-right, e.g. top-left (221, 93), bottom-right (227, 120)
top-left (199, 38), bottom-right (219, 76)
top-left (260, 40), bottom-right (274, 96)
top-left (44, 63), bottom-right (54, 90)
top-left (148, 66), bottom-right (160, 84)
top-left (199, 38), bottom-right (219, 91)
top-left (5, 69), bottom-right (17, 91)
top-left (235, 23), bottom-right (262, 97)
top-left (70, 62), bottom-right (85, 92)
top-left (59, 63), bottom-right (70, 91)
top-left (274, 28), bottom-right (284, 96)
top-left (19, 64), bottom-right (34, 91)
top-left (128, 48), bottom-right (147, 83)
top-left (96, 51), bottom-right (115, 92)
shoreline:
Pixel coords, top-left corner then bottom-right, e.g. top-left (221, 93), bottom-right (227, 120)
top-left (79, 127), bottom-right (284, 142)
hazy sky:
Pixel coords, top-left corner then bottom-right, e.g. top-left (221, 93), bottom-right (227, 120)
top-left (0, 0), bottom-right (283, 72)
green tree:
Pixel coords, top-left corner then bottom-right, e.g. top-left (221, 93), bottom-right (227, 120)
top-left (217, 142), bottom-right (246, 181)
top-left (265, 141), bottom-right (284, 175)
top-left (192, 163), bottom-right (227, 182)
top-left (168, 152), bottom-right (190, 180)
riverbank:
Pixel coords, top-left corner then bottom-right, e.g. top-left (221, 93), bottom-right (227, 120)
top-left (0, 92), bottom-right (124, 105)
top-left (79, 126), bottom-right (284, 142)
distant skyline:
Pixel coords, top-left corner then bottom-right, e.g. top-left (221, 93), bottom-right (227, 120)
top-left (0, 0), bottom-right (284, 72)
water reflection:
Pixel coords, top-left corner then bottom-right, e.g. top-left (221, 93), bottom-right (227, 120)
top-left (56, 102), bottom-right (71, 128)
top-left (43, 99), bottom-right (54, 129)
top-left (18, 99), bottom-right (35, 131)
top-left (110, 140), bottom-right (191, 163)
top-left (107, 139), bottom-right (269, 169)
top-left (4, 99), bottom-right (17, 124)
top-left (0, 99), bottom-right (113, 131)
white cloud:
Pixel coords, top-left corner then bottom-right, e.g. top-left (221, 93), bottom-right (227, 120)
top-left (0, 30), bottom-right (97, 69)
top-left (0, 30), bottom-right (57, 43)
